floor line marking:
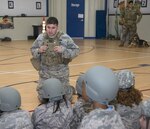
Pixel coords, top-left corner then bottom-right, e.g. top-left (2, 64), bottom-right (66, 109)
top-left (0, 55), bottom-right (150, 75)
top-left (70, 55), bottom-right (150, 67)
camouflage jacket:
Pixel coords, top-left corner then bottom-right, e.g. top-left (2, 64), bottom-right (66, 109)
top-left (30, 31), bottom-right (80, 88)
top-left (32, 100), bottom-right (73, 129)
top-left (30, 31), bottom-right (79, 66)
top-left (120, 6), bottom-right (142, 26)
top-left (116, 103), bottom-right (142, 129)
top-left (78, 106), bottom-right (125, 129)
top-left (70, 98), bottom-right (93, 129)
top-left (0, 110), bottom-right (33, 129)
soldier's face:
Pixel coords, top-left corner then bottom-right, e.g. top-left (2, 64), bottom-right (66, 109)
top-left (46, 24), bottom-right (58, 37)
top-left (128, 3), bottom-right (133, 8)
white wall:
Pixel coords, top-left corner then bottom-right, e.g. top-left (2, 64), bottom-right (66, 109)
top-left (0, 0), bottom-right (47, 16)
top-left (0, 0), bottom-right (66, 40)
top-left (0, 0), bottom-right (104, 40)
top-left (49, 0), bottom-right (66, 32)
top-left (0, 17), bottom-right (42, 40)
top-left (0, 0), bottom-right (150, 41)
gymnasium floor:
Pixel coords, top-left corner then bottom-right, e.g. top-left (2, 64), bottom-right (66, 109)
top-left (0, 39), bottom-right (150, 111)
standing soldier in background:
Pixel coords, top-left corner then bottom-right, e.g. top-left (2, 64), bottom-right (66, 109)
top-left (30, 17), bottom-right (80, 101)
top-left (118, 0), bottom-right (142, 47)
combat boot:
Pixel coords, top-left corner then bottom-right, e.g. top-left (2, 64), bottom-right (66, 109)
top-left (119, 42), bottom-right (124, 47)
top-left (128, 43), bottom-right (136, 48)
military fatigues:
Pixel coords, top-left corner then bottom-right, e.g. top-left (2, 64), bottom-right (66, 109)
top-left (116, 104), bottom-right (142, 129)
top-left (78, 106), bottom-right (125, 129)
top-left (0, 110), bottom-right (33, 129)
top-left (140, 99), bottom-right (150, 129)
top-left (141, 99), bottom-right (150, 117)
top-left (70, 98), bottom-right (92, 129)
top-left (115, 70), bottom-right (143, 129)
top-left (32, 100), bottom-right (73, 129)
top-left (119, 5), bottom-right (142, 46)
top-left (30, 31), bottom-right (80, 99)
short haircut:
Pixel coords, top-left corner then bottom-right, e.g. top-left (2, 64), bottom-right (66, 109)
top-left (128, 0), bottom-right (133, 4)
top-left (46, 17), bottom-right (58, 25)
top-left (3, 15), bottom-right (8, 19)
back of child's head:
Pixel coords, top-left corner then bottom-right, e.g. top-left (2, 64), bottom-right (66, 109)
top-left (84, 66), bottom-right (119, 105)
top-left (115, 70), bottom-right (142, 106)
top-left (40, 78), bottom-right (65, 102)
top-left (0, 87), bottom-right (21, 112)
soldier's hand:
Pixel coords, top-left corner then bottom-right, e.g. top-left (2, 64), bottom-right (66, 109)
top-left (53, 46), bottom-right (63, 53)
top-left (39, 45), bottom-right (48, 53)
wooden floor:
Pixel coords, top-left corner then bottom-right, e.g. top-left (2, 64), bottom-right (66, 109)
top-left (0, 39), bottom-right (150, 111)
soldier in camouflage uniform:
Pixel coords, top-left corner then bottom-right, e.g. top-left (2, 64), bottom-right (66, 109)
top-left (0, 87), bottom-right (33, 129)
top-left (78, 66), bottom-right (125, 129)
top-left (115, 70), bottom-right (143, 129)
top-left (119, 0), bottom-right (142, 47)
top-left (30, 17), bottom-right (80, 100)
top-left (70, 74), bottom-right (93, 129)
top-left (32, 78), bottom-right (73, 129)
top-left (140, 99), bottom-right (150, 129)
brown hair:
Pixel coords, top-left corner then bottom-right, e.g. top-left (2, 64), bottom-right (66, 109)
top-left (116, 87), bottom-right (143, 107)
top-left (46, 17), bottom-right (58, 25)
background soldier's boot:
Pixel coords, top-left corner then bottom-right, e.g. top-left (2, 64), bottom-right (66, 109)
top-left (119, 42), bottom-right (124, 47)
top-left (128, 43), bottom-right (136, 48)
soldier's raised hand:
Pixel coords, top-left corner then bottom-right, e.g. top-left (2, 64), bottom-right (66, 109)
top-left (39, 45), bottom-right (48, 53)
top-left (53, 46), bottom-right (63, 53)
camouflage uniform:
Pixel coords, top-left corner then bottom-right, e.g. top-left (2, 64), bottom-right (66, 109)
top-left (119, 2), bottom-right (142, 46)
top-left (115, 70), bottom-right (142, 129)
top-left (78, 106), bottom-right (125, 129)
top-left (32, 100), bottom-right (73, 129)
top-left (0, 110), bottom-right (33, 129)
top-left (140, 99), bottom-right (150, 129)
top-left (141, 99), bottom-right (150, 117)
top-left (116, 104), bottom-right (142, 129)
top-left (70, 98), bottom-right (92, 129)
top-left (30, 31), bottom-right (80, 99)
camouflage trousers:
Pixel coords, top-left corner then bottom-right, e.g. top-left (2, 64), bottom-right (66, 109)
top-left (121, 24), bottom-right (137, 44)
top-left (36, 64), bottom-right (74, 101)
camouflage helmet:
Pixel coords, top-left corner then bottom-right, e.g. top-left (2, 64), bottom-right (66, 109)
top-left (76, 74), bottom-right (85, 95)
top-left (115, 70), bottom-right (135, 89)
top-left (41, 78), bottom-right (65, 101)
top-left (0, 87), bottom-right (21, 111)
top-left (84, 66), bottom-right (119, 105)
top-left (141, 99), bottom-right (150, 117)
